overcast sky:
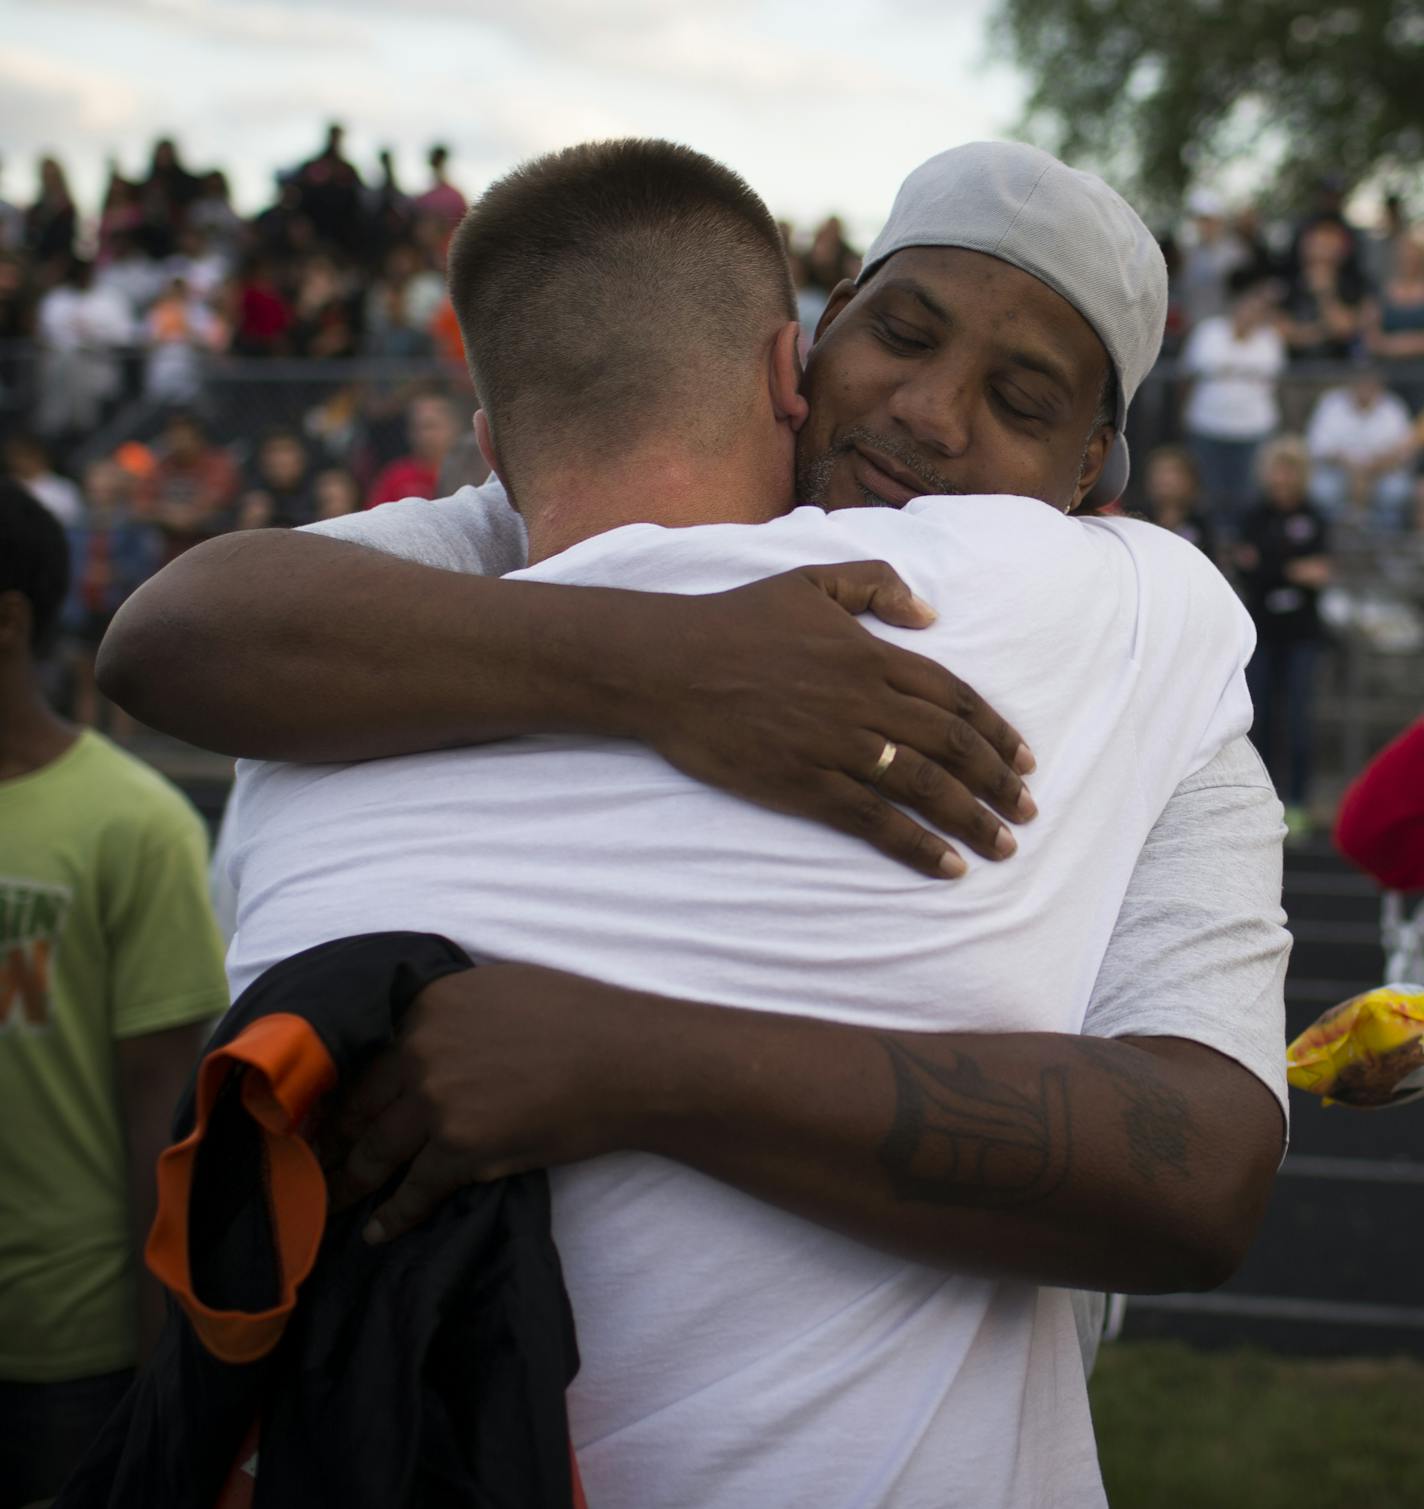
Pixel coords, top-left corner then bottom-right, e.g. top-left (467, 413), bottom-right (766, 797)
top-left (0, 0), bottom-right (1027, 246)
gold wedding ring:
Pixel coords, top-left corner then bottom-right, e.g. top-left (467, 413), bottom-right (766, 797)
top-left (868, 738), bottom-right (898, 786)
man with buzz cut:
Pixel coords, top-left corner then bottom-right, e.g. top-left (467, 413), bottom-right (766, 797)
top-left (104, 140), bottom-right (1288, 1507)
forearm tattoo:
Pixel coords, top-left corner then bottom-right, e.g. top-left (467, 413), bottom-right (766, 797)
top-left (876, 1036), bottom-right (1199, 1209)
top-left (1071, 1037), bottom-right (1195, 1186)
top-left (876, 1039), bottom-right (1071, 1209)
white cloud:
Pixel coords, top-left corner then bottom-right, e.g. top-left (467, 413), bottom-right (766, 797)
top-left (0, 0), bottom-right (1027, 233)
top-left (10, 0), bottom-right (372, 51)
top-left (0, 43), bottom-right (144, 135)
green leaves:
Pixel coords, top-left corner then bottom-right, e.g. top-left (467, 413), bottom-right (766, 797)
top-left (990, 0), bottom-right (1424, 216)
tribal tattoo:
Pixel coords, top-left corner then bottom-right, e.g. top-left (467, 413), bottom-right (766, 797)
top-left (1070, 1037), bottom-right (1196, 1186)
top-left (876, 1039), bottom-right (1071, 1209)
top-left (876, 1036), bottom-right (1200, 1210)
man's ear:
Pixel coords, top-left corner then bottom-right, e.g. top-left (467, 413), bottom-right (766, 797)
top-left (769, 321), bottom-right (810, 432)
top-left (813, 278), bottom-right (859, 344)
top-left (473, 410), bottom-right (502, 482)
top-left (1070, 425), bottom-right (1115, 512)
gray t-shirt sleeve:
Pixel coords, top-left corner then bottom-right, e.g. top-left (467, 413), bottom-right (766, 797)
top-left (1082, 735), bottom-right (1291, 1136)
top-left (300, 478), bottom-right (529, 575)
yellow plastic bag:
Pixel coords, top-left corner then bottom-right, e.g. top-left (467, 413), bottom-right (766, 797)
top-left (1287, 986), bottom-right (1424, 1108)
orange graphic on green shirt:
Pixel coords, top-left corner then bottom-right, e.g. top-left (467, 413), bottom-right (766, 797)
top-left (0, 878), bottom-right (72, 1031)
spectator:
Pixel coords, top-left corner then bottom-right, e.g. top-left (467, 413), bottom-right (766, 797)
top-left (796, 215), bottom-right (859, 343)
top-left (0, 481), bottom-right (228, 1506)
top-left (0, 156), bottom-right (23, 253)
top-left (1334, 717), bottom-right (1424, 894)
top-left (312, 465), bottom-right (362, 520)
top-left (143, 274), bottom-right (225, 404)
top-left (365, 390), bottom-right (460, 507)
top-left (429, 292), bottom-right (467, 370)
top-left (186, 170), bottom-right (245, 264)
top-left (364, 147), bottom-right (413, 266)
top-left (411, 207), bottom-right (454, 276)
top-left (253, 175), bottom-right (314, 262)
top-left (136, 137), bottom-right (203, 260)
top-left (94, 232), bottom-right (167, 324)
top-left (295, 123), bottom-right (364, 250)
top-left (33, 257), bottom-right (133, 444)
top-left (24, 156), bottom-right (77, 272)
top-left (290, 253), bottom-right (360, 359)
top-left (164, 224), bottom-right (230, 303)
top-left (1281, 219), bottom-right (1368, 361)
top-left (94, 170), bottom-right (146, 264)
top-left (2, 433), bottom-right (82, 526)
top-left (236, 427), bottom-right (316, 529)
top-left (1364, 192), bottom-right (1410, 289)
top-left (363, 241), bottom-right (442, 359)
top-left (142, 411), bottom-right (239, 562)
top-left (229, 251), bottom-right (294, 356)
top-left (1235, 435), bottom-right (1332, 837)
top-left (1181, 266), bottom-right (1286, 537)
top-left (0, 251), bottom-right (34, 400)
top-left (1288, 174), bottom-right (1367, 278)
top-left (63, 457), bottom-right (160, 734)
top-left (414, 144), bottom-right (467, 228)
top-left (1231, 204), bottom-right (1278, 285)
top-left (1176, 188), bottom-right (1249, 330)
top-left (1364, 229), bottom-right (1424, 408)
top-left (1305, 365), bottom-right (1417, 531)
top-left (1143, 444), bottom-right (1217, 559)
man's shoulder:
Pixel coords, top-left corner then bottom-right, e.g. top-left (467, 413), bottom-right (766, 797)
top-left (302, 479), bottom-right (527, 574)
top-left (521, 496), bottom-right (1089, 596)
top-left (76, 735), bottom-right (208, 840)
top-left (1170, 735), bottom-right (1276, 797)
top-left (27, 734), bottom-right (207, 861)
top-left (1089, 512), bottom-right (1241, 607)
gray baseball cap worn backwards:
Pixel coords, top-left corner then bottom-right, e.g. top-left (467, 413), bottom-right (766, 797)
top-left (859, 141), bottom-right (1169, 499)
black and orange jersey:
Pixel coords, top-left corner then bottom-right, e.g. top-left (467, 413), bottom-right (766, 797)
top-left (58, 932), bottom-right (584, 1509)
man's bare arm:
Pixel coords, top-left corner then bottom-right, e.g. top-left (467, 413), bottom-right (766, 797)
top-left (331, 967), bottom-right (1280, 1294)
top-left (117, 1020), bottom-right (213, 1362)
top-left (98, 528), bottom-right (1037, 875)
top-left (327, 747), bottom-right (1287, 1293)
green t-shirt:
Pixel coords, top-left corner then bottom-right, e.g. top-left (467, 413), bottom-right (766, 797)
top-left (0, 731), bottom-right (229, 1381)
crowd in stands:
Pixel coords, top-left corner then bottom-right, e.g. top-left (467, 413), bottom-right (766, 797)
top-left (1, 129), bottom-right (1422, 830)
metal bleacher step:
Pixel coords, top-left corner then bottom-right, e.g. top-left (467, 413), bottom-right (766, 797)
top-left (1123, 844), bottom-right (1424, 1358)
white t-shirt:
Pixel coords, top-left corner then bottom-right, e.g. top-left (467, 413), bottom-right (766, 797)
top-left (1181, 315), bottom-right (1285, 440)
top-left (1306, 386), bottom-right (1415, 468)
top-left (228, 494), bottom-right (1254, 1509)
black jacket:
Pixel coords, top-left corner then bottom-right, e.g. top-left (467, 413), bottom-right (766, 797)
top-left (58, 933), bottom-right (583, 1509)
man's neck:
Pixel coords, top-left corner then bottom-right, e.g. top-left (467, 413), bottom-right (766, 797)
top-left (0, 672), bottom-right (78, 783)
top-left (521, 450), bottom-right (792, 566)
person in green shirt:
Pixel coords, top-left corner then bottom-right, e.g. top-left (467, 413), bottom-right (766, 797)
top-left (0, 480), bottom-right (230, 1508)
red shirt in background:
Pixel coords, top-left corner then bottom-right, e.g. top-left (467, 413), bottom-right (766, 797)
top-left (1334, 718), bottom-right (1424, 891)
top-left (237, 283), bottom-right (294, 350)
top-left (365, 458), bottom-right (438, 509)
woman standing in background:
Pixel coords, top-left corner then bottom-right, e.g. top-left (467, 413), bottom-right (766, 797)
top-left (1236, 436), bottom-right (1332, 839)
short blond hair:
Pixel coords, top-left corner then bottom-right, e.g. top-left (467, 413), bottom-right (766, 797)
top-left (1256, 433), bottom-right (1310, 484)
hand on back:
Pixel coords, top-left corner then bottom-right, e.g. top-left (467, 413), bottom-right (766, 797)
top-left (627, 560), bottom-right (1036, 878)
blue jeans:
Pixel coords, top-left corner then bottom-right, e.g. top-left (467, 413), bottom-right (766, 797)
top-left (1246, 639), bottom-right (1319, 807)
top-left (0, 1369), bottom-right (133, 1508)
top-left (1309, 465), bottom-right (1414, 532)
top-left (1188, 433), bottom-right (1265, 540)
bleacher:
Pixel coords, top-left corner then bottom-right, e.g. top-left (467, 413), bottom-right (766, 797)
top-left (1128, 840), bottom-right (1424, 1357)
